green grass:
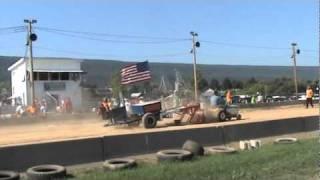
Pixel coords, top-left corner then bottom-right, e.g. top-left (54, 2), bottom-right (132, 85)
top-left (71, 139), bottom-right (318, 180)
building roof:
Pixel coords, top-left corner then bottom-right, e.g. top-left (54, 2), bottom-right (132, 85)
top-left (7, 58), bottom-right (24, 71)
top-left (8, 57), bottom-right (83, 72)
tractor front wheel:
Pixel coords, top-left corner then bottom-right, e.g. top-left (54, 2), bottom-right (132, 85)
top-left (218, 111), bottom-right (227, 122)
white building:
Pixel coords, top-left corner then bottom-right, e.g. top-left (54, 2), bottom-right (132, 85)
top-left (8, 57), bottom-right (84, 110)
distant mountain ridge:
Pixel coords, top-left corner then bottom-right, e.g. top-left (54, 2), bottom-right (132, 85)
top-left (0, 56), bottom-right (318, 88)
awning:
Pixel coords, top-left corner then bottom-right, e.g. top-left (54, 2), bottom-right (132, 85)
top-left (6, 96), bottom-right (17, 100)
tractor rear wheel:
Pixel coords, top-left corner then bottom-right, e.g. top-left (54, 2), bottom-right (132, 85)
top-left (141, 113), bottom-right (157, 128)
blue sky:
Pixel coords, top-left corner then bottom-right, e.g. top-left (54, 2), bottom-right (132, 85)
top-left (0, 0), bottom-right (318, 66)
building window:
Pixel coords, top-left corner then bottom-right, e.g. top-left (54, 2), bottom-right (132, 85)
top-left (70, 72), bottom-right (80, 81)
top-left (60, 72), bottom-right (69, 80)
top-left (33, 72), bottom-right (38, 80)
top-left (44, 82), bottom-right (66, 91)
top-left (50, 72), bottom-right (59, 80)
top-left (39, 72), bottom-right (49, 80)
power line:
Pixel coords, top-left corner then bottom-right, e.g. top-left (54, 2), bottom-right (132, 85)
top-left (0, 30), bottom-right (26, 35)
top-left (33, 26), bottom-right (317, 52)
top-left (301, 49), bottom-right (318, 53)
top-left (34, 45), bottom-right (189, 59)
top-left (201, 40), bottom-right (291, 50)
top-left (140, 52), bottom-right (189, 59)
top-left (201, 40), bottom-right (317, 53)
top-left (35, 26), bottom-right (190, 41)
top-left (199, 52), bottom-right (318, 60)
top-left (37, 29), bottom-right (189, 44)
top-left (0, 26), bottom-right (26, 35)
top-left (0, 26), bottom-right (25, 31)
top-left (34, 46), bottom-right (118, 57)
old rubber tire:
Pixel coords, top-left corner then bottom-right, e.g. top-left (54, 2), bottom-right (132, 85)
top-left (26, 164), bottom-right (66, 180)
top-left (207, 146), bottom-right (237, 155)
top-left (236, 114), bottom-right (242, 120)
top-left (182, 140), bottom-right (204, 156)
top-left (141, 113), bottom-right (157, 129)
top-left (274, 137), bottom-right (298, 144)
top-left (156, 149), bottom-right (193, 162)
top-left (0, 171), bottom-right (20, 180)
top-left (218, 111), bottom-right (226, 122)
top-left (103, 158), bottom-right (137, 171)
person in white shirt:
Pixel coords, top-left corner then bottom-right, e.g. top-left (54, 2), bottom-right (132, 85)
top-left (15, 104), bottom-right (25, 117)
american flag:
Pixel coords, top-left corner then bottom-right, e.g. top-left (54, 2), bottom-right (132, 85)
top-left (121, 61), bottom-right (151, 85)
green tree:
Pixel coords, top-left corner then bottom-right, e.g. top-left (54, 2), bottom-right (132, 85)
top-left (143, 81), bottom-right (152, 97)
top-left (267, 77), bottom-right (295, 95)
top-left (129, 85), bottom-right (140, 94)
top-left (232, 80), bottom-right (243, 89)
top-left (198, 78), bottom-right (209, 92)
top-left (245, 83), bottom-right (266, 95)
top-left (209, 78), bottom-right (220, 90)
top-left (191, 70), bottom-right (208, 92)
top-left (110, 71), bottom-right (126, 98)
top-left (222, 77), bottom-right (232, 90)
top-left (246, 77), bottom-right (258, 85)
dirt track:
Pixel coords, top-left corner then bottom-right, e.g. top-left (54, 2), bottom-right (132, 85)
top-left (0, 104), bottom-right (317, 147)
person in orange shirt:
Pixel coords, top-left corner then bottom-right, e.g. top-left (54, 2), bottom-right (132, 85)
top-left (306, 86), bottom-right (314, 108)
top-left (226, 89), bottom-right (233, 105)
top-left (98, 98), bottom-right (111, 120)
top-left (26, 103), bottom-right (37, 116)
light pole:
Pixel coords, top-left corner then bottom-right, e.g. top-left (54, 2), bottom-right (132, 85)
top-left (24, 19), bottom-right (37, 105)
top-left (190, 31), bottom-right (200, 102)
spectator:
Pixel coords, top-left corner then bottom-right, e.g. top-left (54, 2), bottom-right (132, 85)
top-left (251, 95), bottom-right (256, 104)
top-left (257, 95), bottom-right (264, 103)
top-left (15, 104), bottom-right (25, 118)
top-left (65, 97), bottom-right (73, 113)
top-left (306, 86), bottom-right (314, 108)
top-left (98, 98), bottom-right (110, 120)
top-left (60, 98), bottom-right (65, 113)
top-left (40, 99), bottom-right (48, 118)
top-left (26, 103), bottom-right (37, 116)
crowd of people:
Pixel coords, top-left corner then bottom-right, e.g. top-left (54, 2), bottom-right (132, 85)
top-left (14, 97), bottom-right (73, 118)
top-left (15, 99), bottom-right (48, 118)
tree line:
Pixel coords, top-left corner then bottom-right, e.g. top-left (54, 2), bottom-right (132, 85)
top-left (92, 69), bottom-right (320, 99)
top-left (194, 71), bottom-right (318, 96)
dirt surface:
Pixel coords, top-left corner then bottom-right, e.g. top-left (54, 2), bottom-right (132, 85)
top-left (0, 104), bottom-right (317, 147)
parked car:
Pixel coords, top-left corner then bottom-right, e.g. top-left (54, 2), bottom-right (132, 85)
top-left (239, 95), bottom-right (251, 104)
top-left (272, 96), bottom-right (287, 102)
top-left (298, 95), bottom-right (306, 101)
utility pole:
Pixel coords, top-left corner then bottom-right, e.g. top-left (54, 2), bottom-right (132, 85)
top-left (318, 0), bottom-right (320, 148)
top-left (24, 19), bottom-right (37, 105)
top-left (190, 31), bottom-right (200, 102)
top-left (291, 43), bottom-right (299, 98)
